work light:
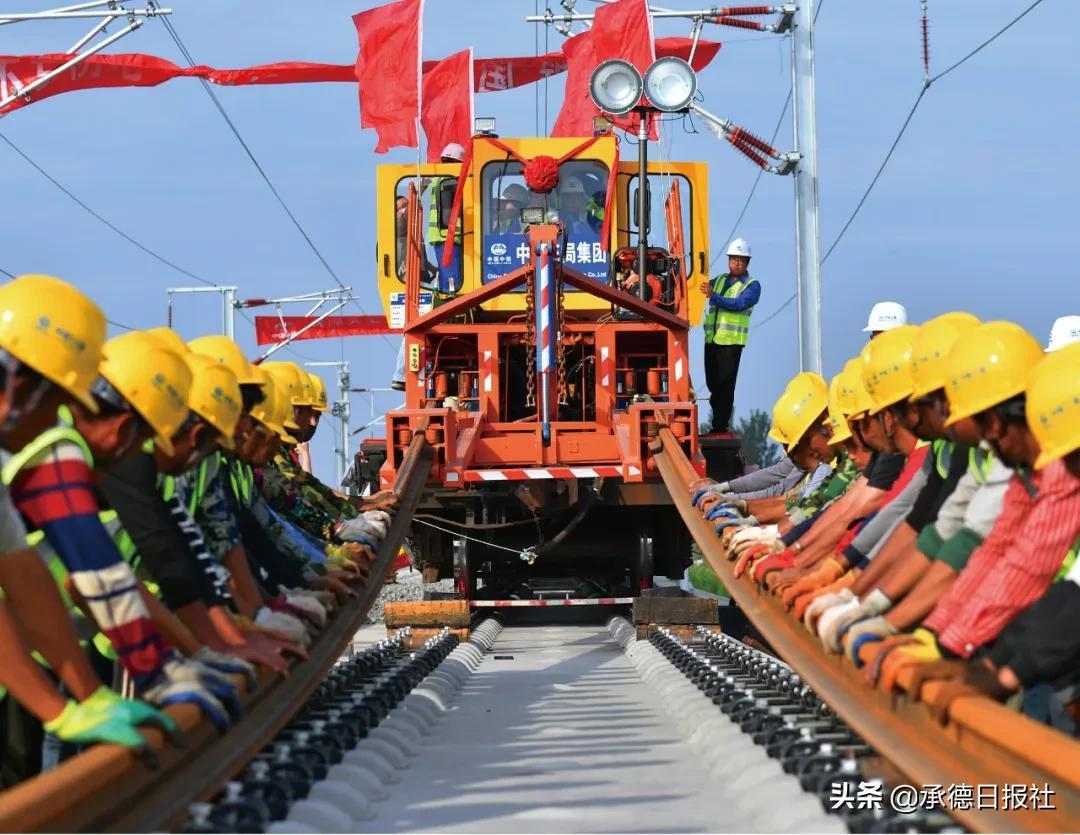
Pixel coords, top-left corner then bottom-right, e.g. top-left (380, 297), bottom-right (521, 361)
top-left (642, 57), bottom-right (697, 112)
top-left (588, 59), bottom-right (643, 115)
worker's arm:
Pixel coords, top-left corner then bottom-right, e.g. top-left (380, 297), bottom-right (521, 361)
top-left (710, 279), bottom-right (760, 311)
top-left (849, 523), bottom-right (918, 597)
top-left (224, 544), bottom-right (263, 618)
top-left (0, 549), bottom-right (103, 702)
top-left (0, 601), bottom-right (70, 723)
top-left (882, 560), bottom-right (958, 631)
top-left (745, 496), bottom-right (789, 523)
top-left (988, 577), bottom-right (1080, 688)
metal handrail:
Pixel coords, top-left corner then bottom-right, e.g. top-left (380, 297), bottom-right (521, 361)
top-left (652, 425), bottom-right (1080, 833)
top-left (0, 438), bottom-right (432, 833)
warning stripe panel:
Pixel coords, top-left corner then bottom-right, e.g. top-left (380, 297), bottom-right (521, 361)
top-left (463, 466), bottom-right (624, 482)
top-left (469, 598), bottom-right (634, 607)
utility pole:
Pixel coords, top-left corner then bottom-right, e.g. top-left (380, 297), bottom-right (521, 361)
top-left (166, 285), bottom-right (238, 335)
top-left (306, 361), bottom-right (350, 489)
top-left (791, 0), bottom-right (823, 374)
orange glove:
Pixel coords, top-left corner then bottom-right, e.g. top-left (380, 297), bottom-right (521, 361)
top-left (735, 542), bottom-right (775, 578)
top-left (780, 559), bottom-right (845, 609)
top-left (791, 578), bottom-right (849, 622)
top-left (863, 634), bottom-right (922, 687)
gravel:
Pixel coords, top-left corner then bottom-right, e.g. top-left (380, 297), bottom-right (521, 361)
top-left (365, 569), bottom-right (458, 624)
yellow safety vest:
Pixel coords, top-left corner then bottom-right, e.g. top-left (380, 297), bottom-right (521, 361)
top-left (703, 273), bottom-right (757, 346)
top-left (427, 177), bottom-right (461, 244)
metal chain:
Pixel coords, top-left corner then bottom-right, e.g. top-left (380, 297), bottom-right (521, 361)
top-left (525, 262), bottom-right (536, 409)
top-left (556, 265), bottom-right (568, 406)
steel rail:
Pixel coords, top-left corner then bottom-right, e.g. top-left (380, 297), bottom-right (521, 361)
top-left (651, 425), bottom-right (1080, 833)
top-left (0, 437), bottom-right (432, 834)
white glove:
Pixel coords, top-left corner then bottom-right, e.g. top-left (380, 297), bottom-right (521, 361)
top-left (823, 588), bottom-right (893, 651)
top-left (192, 646), bottom-right (258, 690)
top-left (802, 588), bottom-right (855, 632)
top-left (336, 514), bottom-right (387, 544)
top-left (284, 591), bottom-right (328, 629)
top-left (362, 510), bottom-right (391, 537)
top-left (255, 607), bottom-right (311, 648)
top-left (818, 596), bottom-right (868, 652)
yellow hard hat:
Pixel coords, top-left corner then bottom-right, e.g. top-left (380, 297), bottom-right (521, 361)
top-left (909, 312), bottom-right (982, 400)
top-left (249, 367), bottom-right (297, 443)
top-left (862, 324), bottom-right (920, 415)
top-left (273, 377), bottom-right (301, 432)
top-left (184, 354), bottom-right (241, 452)
top-left (826, 369), bottom-right (853, 445)
top-left (770, 372), bottom-right (828, 452)
top-left (0, 275), bottom-right (106, 412)
top-left (307, 372), bottom-right (329, 412)
top-left (98, 332), bottom-right (192, 457)
top-left (943, 321), bottom-right (1044, 426)
top-left (847, 346), bottom-right (876, 421)
top-left (188, 335), bottom-right (262, 387)
top-left (1026, 343), bottom-right (1080, 469)
top-left (143, 327), bottom-right (190, 357)
top-left (261, 361), bottom-right (307, 406)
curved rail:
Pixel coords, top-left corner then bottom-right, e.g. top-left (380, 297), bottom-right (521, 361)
top-left (651, 425), bottom-right (1080, 834)
top-left (0, 436), bottom-right (433, 834)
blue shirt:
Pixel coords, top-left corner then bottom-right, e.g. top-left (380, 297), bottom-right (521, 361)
top-left (709, 274), bottom-right (761, 312)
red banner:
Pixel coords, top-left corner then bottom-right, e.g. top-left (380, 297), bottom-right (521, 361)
top-left (353, 0), bottom-right (424, 153)
top-left (421, 49), bottom-right (473, 161)
top-left (254, 315), bottom-right (394, 345)
top-left (0, 39), bottom-right (718, 116)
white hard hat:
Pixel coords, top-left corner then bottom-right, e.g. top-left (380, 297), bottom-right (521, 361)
top-left (863, 301), bottom-right (908, 333)
top-left (1047, 315), bottom-right (1080, 352)
top-left (440, 142), bottom-right (465, 162)
top-left (726, 238), bottom-right (751, 258)
top-left (560, 175), bottom-right (585, 194)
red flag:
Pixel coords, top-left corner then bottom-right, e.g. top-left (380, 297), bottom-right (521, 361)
top-left (254, 315), bottom-right (395, 345)
top-left (353, 0), bottom-right (424, 154)
top-left (421, 49), bottom-right (473, 162)
top-left (552, 0), bottom-right (655, 138)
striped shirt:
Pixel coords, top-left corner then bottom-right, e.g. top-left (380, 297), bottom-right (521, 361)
top-left (9, 437), bottom-right (169, 686)
top-left (924, 459), bottom-right (1080, 658)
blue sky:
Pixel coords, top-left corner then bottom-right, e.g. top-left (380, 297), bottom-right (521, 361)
top-left (2, 1), bottom-right (1074, 480)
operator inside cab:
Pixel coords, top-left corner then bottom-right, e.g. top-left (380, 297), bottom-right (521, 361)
top-left (426, 142), bottom-right (466, 294)
top-left (701, 238), bottom-right (761, 434)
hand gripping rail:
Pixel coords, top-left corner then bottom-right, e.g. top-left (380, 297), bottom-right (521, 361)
top-left (650, 424), bottom-right (1080, 834)
top-left (0, 435), bottom-right (433, 833)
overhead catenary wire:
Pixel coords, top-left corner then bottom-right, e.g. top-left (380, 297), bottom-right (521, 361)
top-left (155, 11), bottom-right (399, 355)
top-left (754, 0), bottom-right (1047, 328)
top-left (0, 130), bottom-right (218, 288)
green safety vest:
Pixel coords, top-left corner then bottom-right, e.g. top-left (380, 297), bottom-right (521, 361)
top-left (0, 422), bottom-right (123, 664)
top-left (1054, 533), bottom-right (1080, 583)
top-left (931, 439), bottom-right (952, 480)
top-left (703, 273), bottom-right (757, 346)
top-left (968, 446), bottom-right (995, 486)
top-left (427, 177), bottom-right (461, 244)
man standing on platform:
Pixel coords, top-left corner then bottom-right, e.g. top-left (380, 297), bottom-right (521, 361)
top-left (700, 238), bottom-right (761, 433)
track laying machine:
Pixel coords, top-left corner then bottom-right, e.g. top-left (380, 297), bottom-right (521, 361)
top-left (371, 119), bottom-right (741, 600)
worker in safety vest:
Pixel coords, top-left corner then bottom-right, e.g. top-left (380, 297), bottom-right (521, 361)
top-left (427, 142), bottom-right (465, 294)
top-left (864, 322), bottom-right (1080, 694)
top-left (863, 301), bottom-right (908, 338)
top-left (901, 343), bottom-right (1080, 728)
top-left (494, 183), bottom-right (529, 234)
top-left (5, 330), bottom-right (252, 746)
top-left (699, 238), bottom-right (761, 433)
top-left (0, 275), bottom-right (167, 768)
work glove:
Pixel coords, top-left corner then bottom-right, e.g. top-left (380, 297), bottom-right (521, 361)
top-left (360, 489), bottom-right (398, 511)
top-left (729, 526), bottom-right (778, 557)
top-left (45, 699), bottom-right (149, 751)
top-left (283, 590), bottom-right (328, 629)
top-left (691, 482), bottom-right (727, 509)
top-left (193, 646), bottom-right (258, 690)
top-left (733, 540), bottom-right (783, 577)
top-left (255, 606), bottom-right (311, 648)
top-left (823, 589), bottom-right (892, 651)
top-left (82, 685), bottom-right (178, 737)
top-left (715, 515), bottom-right (756, 534)
top-left (877, 628), bottom-right (942, 693)
top-left (815, 594), bottom-right (863, 647)
top-left (141, 656), bottom-right (241, 732)
top-left (801, 588), bottom-right (855, 633)
top-left (705, 503), bottom-right (740, 522)
top-left (842, 615), bottom-right (899, 667)
top-left (780, 558), bottom-right (845, 608)
top-left (906, 660), bottom-right (1013, 725)
top-left (751, 549), bottom-right (797, 583)
top-left (335, 510), bottom-right (391, 543)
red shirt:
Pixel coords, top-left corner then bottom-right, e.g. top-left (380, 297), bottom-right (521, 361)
top-left (924, 459), bottom-right (1080, 658)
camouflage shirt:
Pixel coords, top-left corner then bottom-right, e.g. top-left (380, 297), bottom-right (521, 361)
top-left (785, 452), bottom-right (860, 524)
